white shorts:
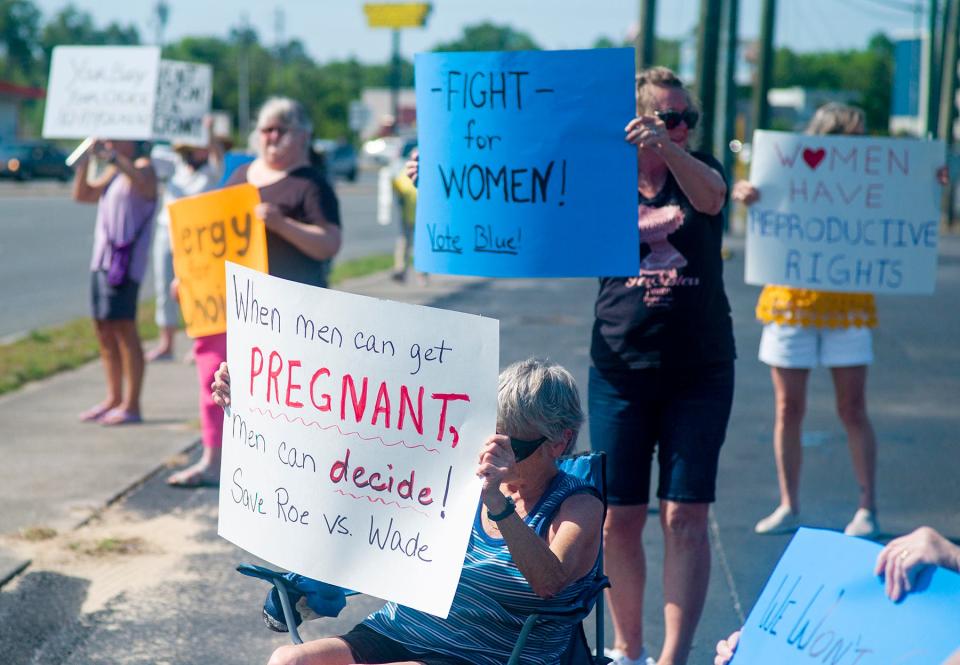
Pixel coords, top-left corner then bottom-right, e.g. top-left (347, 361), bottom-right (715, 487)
top-left (758, 323), bottom-right (873, 369)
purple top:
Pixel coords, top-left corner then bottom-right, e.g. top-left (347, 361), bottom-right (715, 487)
top-left (90, 174), bottom-right (157, 283)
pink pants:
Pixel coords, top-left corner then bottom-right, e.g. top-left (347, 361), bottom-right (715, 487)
top-left (195, 333), bottom-right (227, 449)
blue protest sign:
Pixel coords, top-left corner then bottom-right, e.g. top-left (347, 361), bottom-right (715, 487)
top-left (733, 528), bottom-right (960, 664)
top-left (413, 49), bottom-right (639, 277)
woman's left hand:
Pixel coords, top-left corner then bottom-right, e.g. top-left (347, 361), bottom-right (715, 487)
top-left (875, 526), bottom-right (959, 601)
top-left (256, 202), bottom-right (285, 231)
top-left (625, 115), bottom-right (670, 153)
top-left (476, 434), bottom-right (515, 492)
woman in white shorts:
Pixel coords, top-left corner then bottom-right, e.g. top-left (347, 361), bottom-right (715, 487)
top-left (733, 103), bottom-right (880, 538)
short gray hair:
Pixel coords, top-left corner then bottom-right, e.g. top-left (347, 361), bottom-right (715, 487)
top-left (256, 96), bottom-right (313, 135)
top-left (497, 358), bottom-right (583, 454)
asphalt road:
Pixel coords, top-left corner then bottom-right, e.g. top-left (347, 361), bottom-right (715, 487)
top-left (0, 171), bottom-right (393, 340)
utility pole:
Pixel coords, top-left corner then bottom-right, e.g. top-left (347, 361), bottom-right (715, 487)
top-left (363, 3), bottom-right (432, 136)
top-left (927, 0), bottom-right (941, 136)
top-left (751, 0), bottom-right (777, 132)
top-left (237, 14), bottom-right (251, 138)
top-left (938, 0), bottom-right (959, 227)
top-left (694, 0), bottom-right (723, 154)
top-left (938, 0), bottom-right (959, 146)
top-left (721, 0), bottom-right (741, 228)
top-left (637, 0), bottom-right (657, 70)
top-left (151, 1), bottom-right (170, 47)
top-left (391, 29), bottom-right (401, 133)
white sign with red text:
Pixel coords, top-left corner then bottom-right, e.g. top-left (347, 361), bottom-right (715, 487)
top-left (745, 130), bottom-right (945, 294)
top-left (219, 263), bottom-right (498, 618)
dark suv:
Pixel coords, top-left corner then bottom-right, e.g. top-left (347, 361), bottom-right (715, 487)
top-left (0, 142), bottom-right (73, 181)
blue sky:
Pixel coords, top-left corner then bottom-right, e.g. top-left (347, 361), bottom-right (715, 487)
top-left (34, 0), bottom-right (920, 63)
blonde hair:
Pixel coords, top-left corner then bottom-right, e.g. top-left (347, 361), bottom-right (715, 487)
top-left (635, 66), bottom-right (697, 115)
top-left (805, 103), bottom-right (866, 136)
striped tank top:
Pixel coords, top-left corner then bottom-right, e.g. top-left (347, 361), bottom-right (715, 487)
top-left (363, 471), bottom-right (601, 665)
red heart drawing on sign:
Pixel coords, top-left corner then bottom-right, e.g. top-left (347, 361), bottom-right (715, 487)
top-left (803, 148), bottom-right (826, 170)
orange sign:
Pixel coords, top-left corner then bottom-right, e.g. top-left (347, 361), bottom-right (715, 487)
top-left (168, 183), bottom-right (269, 337)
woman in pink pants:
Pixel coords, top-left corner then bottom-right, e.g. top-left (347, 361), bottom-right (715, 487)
top-left (167, 332), bottom-right (227, 486)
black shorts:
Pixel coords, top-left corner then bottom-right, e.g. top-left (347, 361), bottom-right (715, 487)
top-left (340, 624), bottom-right (472, 665)
top-left (588, 361), bottom-right (734, 505)
top-left (91, 270), bottom-right (140, 321)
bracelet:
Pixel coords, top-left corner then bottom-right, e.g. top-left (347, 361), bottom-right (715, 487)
top-left (487, 495), bottom-right (516, 522)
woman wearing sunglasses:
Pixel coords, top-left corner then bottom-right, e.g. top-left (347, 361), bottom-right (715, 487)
top-left (211, 358), bottom-right (605, 665)
top-left (227, 96), bottom-right (342, 288)
top-left (589, 66), bottom-right (735, 665)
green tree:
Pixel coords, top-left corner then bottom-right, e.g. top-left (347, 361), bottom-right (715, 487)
top-left (39, 5), bottom-right (139, 77)
top-left (772, 32), bottom-right (893, 134)
top-left (0, 0), bottom-right (41, 82)
top-left (432, 22), bottom-right (540, 52)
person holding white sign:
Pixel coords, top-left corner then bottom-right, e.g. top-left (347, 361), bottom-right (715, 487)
top-left (226, 97), bottom-right (341, 287)
top-left (73, 139), bottom-right (158, 426)
top-left (733, 104), bottom-right (899, 540)
top-left (588, 67), bottom-right (735, 665)
top-left (212, 358), bottom-right (604, 665)
top-left (147, 116), bottom-right (226, 363)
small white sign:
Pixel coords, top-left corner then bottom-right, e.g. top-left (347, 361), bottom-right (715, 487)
top-left (152, 60), bottom-right (213, 146)
top-left (745, 130), bottom-right (945, 294)
top-left (42, 46), bottom-right (161, 140)
top-left (219, 263), bottom-right (499, 618)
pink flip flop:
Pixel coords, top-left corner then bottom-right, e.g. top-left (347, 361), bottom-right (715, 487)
top-left (100, 409), bottom-right (143, 426)
top-left (79, 404), bottom-right (115, 422)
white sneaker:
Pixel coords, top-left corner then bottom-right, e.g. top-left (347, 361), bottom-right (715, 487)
top-left (604, 647), bottom-right (656, 665)
top-left (844, 508), bottom-right (879, 538)
top-left (754, 505), bottom-right (800, 534)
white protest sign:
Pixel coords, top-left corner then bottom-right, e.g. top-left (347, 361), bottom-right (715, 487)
top-left (152, 60), bottom-right (213, 145)
top-left (219, 263), bottom-right (499, 618)
top-left (745, 130), bottom-right (945, 294)
top-left (42, 46), bottom-right (161, 140)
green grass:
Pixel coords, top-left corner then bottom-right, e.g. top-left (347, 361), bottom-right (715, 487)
top-left (0, 254), bottom-right (392, 397)
top-left (330, 253), bottom-right (393, 283)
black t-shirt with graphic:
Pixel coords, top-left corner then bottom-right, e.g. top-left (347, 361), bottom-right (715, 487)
top-left (590, 151), bottom-right (736, 370)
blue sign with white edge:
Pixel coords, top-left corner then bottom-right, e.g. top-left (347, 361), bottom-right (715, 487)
top-left (413, 48), bottom-right (639, 277)
top-left (732, 528), bottom-right (960, 664)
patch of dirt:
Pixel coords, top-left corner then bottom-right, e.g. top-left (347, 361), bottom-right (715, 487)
top-left (0, 504), bottom-right (229, 614)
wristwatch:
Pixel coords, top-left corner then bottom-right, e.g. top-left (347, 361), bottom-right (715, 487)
top-left (487, 495), bottom-right (516, 522)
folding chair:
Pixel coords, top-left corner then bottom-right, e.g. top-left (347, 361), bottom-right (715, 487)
top-left (238, 451), bottom-right (613, 664)
top-left (505, 451), bottom-right (612, 665)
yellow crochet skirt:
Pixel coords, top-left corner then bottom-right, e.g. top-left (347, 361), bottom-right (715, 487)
top-left (756, 285), bottom-right (877, 329)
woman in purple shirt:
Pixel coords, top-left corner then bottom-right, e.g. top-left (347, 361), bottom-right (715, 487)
top-left (73, 139), bottom-right (158, 426)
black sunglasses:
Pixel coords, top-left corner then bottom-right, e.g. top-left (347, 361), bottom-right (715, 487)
top-left (509, 435), bottom-right (548, 462)
top-left (656, 109), bottom-right (699, 130)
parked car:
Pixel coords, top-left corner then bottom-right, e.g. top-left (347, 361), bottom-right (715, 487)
top-left (312, 139), bottom-right (358, 181)
top-left (0, 141), bottom-right (73, 181)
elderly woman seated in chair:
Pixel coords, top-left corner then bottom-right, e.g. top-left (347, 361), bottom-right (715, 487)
top-left (211, 357), bottom-right (603, 665)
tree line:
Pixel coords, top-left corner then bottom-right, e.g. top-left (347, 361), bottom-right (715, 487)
top-left (0, 0), bottom-right (896, 141)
